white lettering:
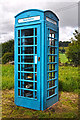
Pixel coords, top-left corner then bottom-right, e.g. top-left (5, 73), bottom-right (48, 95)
top-left (18, 16), bottom-right (40, 23)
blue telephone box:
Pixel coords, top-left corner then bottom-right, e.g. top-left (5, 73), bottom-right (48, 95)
top-left (14, 9), bottom-right (59, 110)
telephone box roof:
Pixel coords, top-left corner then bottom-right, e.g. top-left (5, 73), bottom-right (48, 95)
top-left (15, 9), bottom-right (59, 20)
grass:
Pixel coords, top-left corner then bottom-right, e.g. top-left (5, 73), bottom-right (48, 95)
top-left (2, 89), bottom-right (78, 118)
top-left (2, 64), bottom-right (14, 90)
top-left (59, 53), bottom-right (68, 63)
top-left (2, 64), bottom-right (79, 93)
top-left (59, 66), bottom-right (79, 92)
top-left (1, 64), bottom-right (79, 118)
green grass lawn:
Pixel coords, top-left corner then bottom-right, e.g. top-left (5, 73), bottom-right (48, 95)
top-left (2, 64), bottom-right (14, 90)
top-left (59, 53), bottom-right (68, 63)
top-left (59, 66), bottom-right (79, 92)
top-left (2, 64), bottom-right (79, 93)
top-left (2, 64), bottom-right (79, 118)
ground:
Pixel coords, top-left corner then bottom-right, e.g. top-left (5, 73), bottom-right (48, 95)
top-left (2, 89), bottom-right (78, 119)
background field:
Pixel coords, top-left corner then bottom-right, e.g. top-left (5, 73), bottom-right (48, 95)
top-left (2, 64), bottom-right (79, 119)
top-left (2, 64), bottom-right (79, 92)
top-left (2, 52), bottom-right (79, 119)
top-left (59, 53), bottom-right (68, 63)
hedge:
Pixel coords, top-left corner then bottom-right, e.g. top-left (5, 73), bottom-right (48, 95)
top-left (2, 52), bottom-right (14, 64)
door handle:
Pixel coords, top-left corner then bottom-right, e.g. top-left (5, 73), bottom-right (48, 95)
top-left (38, 57), bottom-right (40, 61)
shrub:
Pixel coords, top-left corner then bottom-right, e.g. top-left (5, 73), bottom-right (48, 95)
top-left (2, 52), bottom-right (14, 64)
top-left (66, 30), bottom-right (80, 66)
top-left (0, 39), bottom-right (14, 57)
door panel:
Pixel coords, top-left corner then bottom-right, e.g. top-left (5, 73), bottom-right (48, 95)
top-left (15, 24), bottom-right (41, 110)
top-left (46, 27), bottom-right (58, 108)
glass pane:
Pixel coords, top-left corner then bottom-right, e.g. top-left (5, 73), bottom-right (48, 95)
top-left (35, 82), bottom-right (37, 90)
top-left (18, 39), bottom-right (20, 45)
top-left (35, 73), bottom-right (37, 81)
top-left (49, 64), bottom-right (55, 71)
top-left (49, 80), bottom-right (55, 88)
top-left (24, 82), bottom-right (33, 89)
top-left (21, 73), bottom-right (33, 80)
top-left (49, 88), bottom-right (55, 96)
top-left (49, 56), bottom-right (51, 62)
top-left (21, 56), bottom-right (34, 63)
top-left (21, 90), bottom-right (23, 96)
top-left (52, 64), bottom-right (55, 70)
top-left (52, 80), bottom-right (55, 86)
top-left (18, 47), bottom-right (20, 54)
top-left (35, 28), bottom-right (37, 36)
top-left (24, 90), bottom-right (33, 98)
top-left (49, 56), bottom-right (55, 62)
top-left (21, 29), bottom-right (33, 36)
top-left (18, 64), bottom-right (20, 71)
top-left (18, 81), bottom-right (20, 87)
top-left (35, 91), bottom-right (37, 99)
top-left (21, 81), bottom-right (24, 88)
top-left (18, 72), bottom-right (20, 79)
top-left (35, 64), bottom-right (37, 72)
top-left (18, 56), bottom-right (20, 62)
top-left (18, 89), bottom-right (20, 96)
top-left (35, 37), bottom-right (37, 45)
top-left (49, 81), bottom-right (52, 88)
top-left (17, 27), bottom-right (38, 99)
top-left (49, 47), bottom-right (55, 54)
top-left (21, 38), bottom-right (33, 45)
top-left (50, 30), bottom-right (55, 38)
top-left (35, 46), bottom-right (37, 54)
top-left (21, 47), bottom-right (33, 54)
top-left (49, 73), bottom-right (51, 80)
top-left (18, 30), bottom-right (20, 37)
top-left (21, 64), bottom-right (33, 72)
top-left (49, 39), bottom-right (55, 46)
top-left (52, 56), bottom-right (55, 62)
top-left (52, 72), bottom-right (55, 79)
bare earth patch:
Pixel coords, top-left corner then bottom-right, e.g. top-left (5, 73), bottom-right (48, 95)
top-left (2, 89), bottom-right (78, 119)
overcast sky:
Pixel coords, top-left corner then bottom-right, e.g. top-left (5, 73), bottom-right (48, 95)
top-left (0, 0), bottom-right (79, 43)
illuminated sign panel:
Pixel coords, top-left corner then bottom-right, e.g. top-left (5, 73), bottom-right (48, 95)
top-left (46, 17), bottom-right (57, 25)
top-left (18, 16), bottom-right (40, 23)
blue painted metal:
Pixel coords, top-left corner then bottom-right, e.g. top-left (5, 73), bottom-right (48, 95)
top-left (14, 9), bottom-right (59, 111)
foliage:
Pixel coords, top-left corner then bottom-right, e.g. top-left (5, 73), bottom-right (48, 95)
top-left (66, 30), bottom-right (80, 66)
top-left (59, 53), bottom-right (68, 63)
top-left (2, 52), bottom-right (14, 64)
top-left (0, 39), bottom-right (14, 57)
top-left (59, 47), bottom-right (68, 52)
top-left (60, 47), bottom-right (65, 54)
top-left (59, 41), bottom-right (71, 47)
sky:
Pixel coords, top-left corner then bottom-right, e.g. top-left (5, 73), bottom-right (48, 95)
top-left (0, 0), bottom-right (79, 43)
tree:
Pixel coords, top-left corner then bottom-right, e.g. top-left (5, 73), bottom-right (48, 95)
top-left (0, 39), bottom-right (14, 57)
top-left (61, 47), bottom-right (65, 54)
top-left (59, 41), bottom-right (71, 47)
top-left (66, 30), bottom-right (80, 66)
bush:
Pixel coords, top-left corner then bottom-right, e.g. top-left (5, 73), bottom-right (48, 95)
top-left (66, 30), bottom-right (80, 66)
top-left (2, 52), bottom-right (14, 64)
top-left (61, 48), bottom-right (65, 53)
top-left (0, 39), bottom-right (14, 57)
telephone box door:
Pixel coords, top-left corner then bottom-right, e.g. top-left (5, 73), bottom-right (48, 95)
top-left (15, 24), bottom-right (41, 110)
